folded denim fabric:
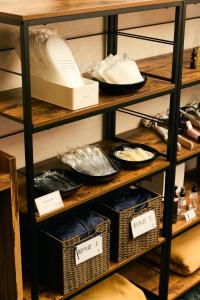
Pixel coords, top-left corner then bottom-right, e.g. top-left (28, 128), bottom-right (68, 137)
top-left (46, 210), bottom-right (104, 241)
top-left (107, 188), bottom-right (151, 212)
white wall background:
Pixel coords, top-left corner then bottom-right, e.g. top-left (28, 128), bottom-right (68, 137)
top-left (0, 4), bottom-right (200, 168)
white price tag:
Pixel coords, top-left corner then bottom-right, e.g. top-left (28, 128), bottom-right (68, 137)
top-left (131, 210), bottom-right (157, 239)
top-left (75, 234), bottom-right (103, 265)
top-left (35, 190), bottom-right (64, 216)
top-left (184, 209), bottom-right (196, 221)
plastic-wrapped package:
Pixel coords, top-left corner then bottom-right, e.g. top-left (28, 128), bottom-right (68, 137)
top-left (16, 29), bottom-right (84, 88)
top-left (114, 146), bottom-right (154, 161)
top-left (88, 54), bottom-right (144, 84)
top-left (59, 145), bottom-right (118, 176)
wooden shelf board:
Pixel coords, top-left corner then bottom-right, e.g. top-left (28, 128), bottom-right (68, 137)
top-left (0, 172), bottom-right (10, 191)
top-left (120, 258), bottom-right (200, 300)
top-left (138, 49), bottom-right (200, 87)
top-left (18, 136), bottom-right (169, 222)
top-left (119, 126), bottom-right (200, 163)
top-left (23, 237), bottom-right (165, 300)
top-left (18, 126), bottom-right (200, 222)
top-left (0, 78), bottom-right (174, 129)
top-left (0, 0), bottom-right (181, 22)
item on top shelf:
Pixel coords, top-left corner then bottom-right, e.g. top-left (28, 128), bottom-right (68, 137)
top-left (88, 53), bottom-right (146, 94)
top-left (197, 47), bottom-right (200, 68)
top-left (16, 28), bottom-right (84, 88)
top-left (97, 76), bottom-right (147, 94)
top-left (190, 48), bottom-right (197, 69)
top-left (34, 169), bottom-right (83, 197)
top-left (172, 185), bottom-right (178, 224)
top-left (189, 183), bottom-right (198, 210)
top-left (111, 142), bottom-right (165, 169)
top-left (72, 273), bottom-right (147, 300)
top-left (94, 186), bottom-right (162, 262)
top-left (16, 29), bottom-right (99, 110)
top-left (58, 145), bottom-right (120, 183)
top-left (178, 187), bottom-right (187, 216)
top-left (39, 209), bottom-right (110, 294)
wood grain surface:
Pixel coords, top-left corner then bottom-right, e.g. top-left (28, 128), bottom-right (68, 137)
top-left (0, 0), bottom-right (181, 21)
top-left (23, 238), bottom-right (165, 300)
top-left (120, 258), bottom-right (200, 299)
top-left (138, 49), bottom-right (200, 86)
top-left (0, 150), bottom-right (23, 300)
top-left (0, 77), bottom-right (174, 128)
top-left (18, 136), bottom-right (169, 222)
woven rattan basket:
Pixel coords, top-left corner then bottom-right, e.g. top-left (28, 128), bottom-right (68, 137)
top-left (95, 187), bottom-right (162, 262)
top-left (39, 212), bottom-right (110, 294)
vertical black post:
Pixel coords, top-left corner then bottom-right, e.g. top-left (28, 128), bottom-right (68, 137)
top-left (20, 21), bottom-right (39, 300)
top-left (159, 4), bottom-right (185, 300)
top-left (103, 15), bottom-right (118, 140)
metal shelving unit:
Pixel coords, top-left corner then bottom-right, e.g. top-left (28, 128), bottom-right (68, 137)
top-left (0, 1), bottom-right (188, 299)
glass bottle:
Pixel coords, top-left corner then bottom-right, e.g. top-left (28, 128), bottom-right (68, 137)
top-left (178, 187), bottom-right (187, 215)
top-left (172, 186), bottom-right (178, 224)
top-left (189, 183), bottom-right (198, 210)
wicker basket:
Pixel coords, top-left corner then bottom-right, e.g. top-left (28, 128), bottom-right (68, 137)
top-left (95, 187), bottom-right (162, 262)
top-left (39, 212), bottom-right (110, 294)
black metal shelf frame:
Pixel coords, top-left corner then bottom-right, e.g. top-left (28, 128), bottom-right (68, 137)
top-left (0, 1), bottom-right (187, 300)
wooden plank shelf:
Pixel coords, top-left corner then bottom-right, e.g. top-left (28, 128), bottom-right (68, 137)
top-left (120, 258), bottom-right (200, 300)
top-left (23, 237), bottom-right (165, 300)
top-left (0, 0), bottom-right (182, 22)
top-left (118, 127), bottom-right (200, 163)
top-left (138, 49), bottom-right (200, 87)
top-left (0, 77), bottom-right (174, 130)
top-left (18, 126), bottom-right (200, 223)
top-left (18, 137), bottom-right (169, 223)
top-left (0, 172), bottom-right (10, 191)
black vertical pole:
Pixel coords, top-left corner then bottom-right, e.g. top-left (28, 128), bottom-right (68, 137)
top-left (20, 21), bottom-right (39, 300)
top-left (159, 4), bottom-right (185, 300)
top-left (103, 15), bottom-right (118, 140)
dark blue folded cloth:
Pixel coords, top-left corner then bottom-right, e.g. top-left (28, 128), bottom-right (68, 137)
top-left (107, 187), bottom-right (151, 212)
top-left (46, 210), bottom-right (104, 241)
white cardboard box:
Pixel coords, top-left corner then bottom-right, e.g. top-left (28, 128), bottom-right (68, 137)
top-left (31, 76), bottom-right (99, 110)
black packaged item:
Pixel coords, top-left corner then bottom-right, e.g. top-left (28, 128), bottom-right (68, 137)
top-left (34, 169), bottom-right (82, 197)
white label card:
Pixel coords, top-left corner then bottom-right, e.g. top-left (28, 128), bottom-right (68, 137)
top-left (75, 234), bottom-right (103, 266)
top-left (184, 209), bottom-right (196, 221)
top-left (131, 210), bottom-right (157, 239)
top-left (35, 190), bottom-right (64, 216)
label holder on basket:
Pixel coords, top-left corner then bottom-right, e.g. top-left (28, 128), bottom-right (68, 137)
top-left (131, 209), bottom-right (157, 239)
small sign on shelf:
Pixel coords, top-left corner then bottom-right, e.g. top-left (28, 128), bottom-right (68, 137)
top-left (35, 190), bottom-right (64, 216)
top-left (184, 209), bottom-right (196, 221)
